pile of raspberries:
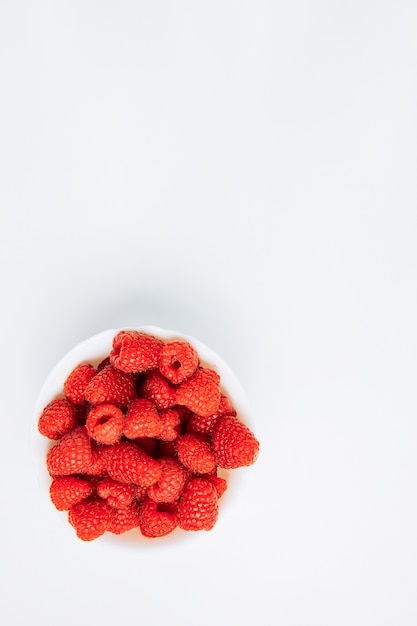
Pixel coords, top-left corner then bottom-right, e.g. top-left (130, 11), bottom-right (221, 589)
top-left (38, 330), bottom-right (259, 541)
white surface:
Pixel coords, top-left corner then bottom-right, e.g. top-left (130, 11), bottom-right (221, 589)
top-left (1, 2), bottom-right (416, 625)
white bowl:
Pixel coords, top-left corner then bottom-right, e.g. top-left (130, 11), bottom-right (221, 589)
top-left (31, 326), bottom-right (254, 547)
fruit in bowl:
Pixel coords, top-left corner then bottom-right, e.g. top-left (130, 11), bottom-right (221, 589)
top-left (33, 327), bottom-right (259, 542)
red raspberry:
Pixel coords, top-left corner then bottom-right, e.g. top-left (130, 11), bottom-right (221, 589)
top-left (108, 502), bottom-right (141, 534)
top-left (217, 394), bottom-right (237, 417)
top-left (139, 498), bottom-right (178, 538)
top-left (141, 370), bottom-right (177, 409)
top-left (177, 478), bottom-right (218, 531)
top-left (110, 330), bottom-right (163, 373)
top-left (38, 398), bottom-right (77, 440)
top-left (147, 457), bottom-right (187, 503)
top-left (176, 368), bottom-right (221, 417)
top-left (205, 474), bottom-right (228, 499)
top-left (124, 398), bottom-right (161, 439)
top-left (86, 403), bottom-right (124, 445)
top-left (103, 441), bottom-right (161, 487)
top-left (64, 363), bottom-right (97, 404)
top-left (158, 408), bottom-right (181, 441)
top-left (176, 433), bottom-right (216, 474)
top-left (46, 426), bottom-right (94, 476)
top-left (85, 442), bottom-right (107, 478)
top-left (68, 496), bottom-right (113, 541)
top-left (135, 484), bottom-right (148, 502)
top-left (212, 416), bottom-right (259, 469)
top-left (49, 476), bottom-right (93, 511)
top-left (159, 340), bottom-right (199, 384)
top-left (97, 477), bottom-right (136, 509)
top-left (186, 394), bottom-right (237, 437)
top-left (186, 413), bottom-right (218, 437)
top-left (84, 364), bottom-right (135, 408)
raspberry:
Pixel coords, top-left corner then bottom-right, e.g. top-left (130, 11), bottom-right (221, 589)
top-left (212, 416), bottom-right (259, 469)
top-left (186, 394), bottom-right (237, 437)
top-left (141, 370), bottom-right (177, 409)
top-left (159, 340), bottom-right (199, 384)
top-left (64, 363), bottom-right (97, 404)
top-left (85, 442), bottom-right (107, 478)
top-left (103, 441), bottom-right (161, 487)
top-left (217, 394), bottom-right (237, 417)
top-left (49, 476), bottom-right (93, 511)
top-left (110, 330), bottom-right (163, 373)
top-left (139, 498), bottom-right (178, 538)
top-left (46, 426), bottom-right (94, 476)
top-left (177, 478), bottom-right (218, 531)
top-left (158, 408), bottom-right (181, 441)
top-left (176, 433), bottom-right (216, 474)
top-left (38, 398), bottom-right (77, 440)
top-left (135, 484), bottom-right (148, 502)
top-left (124, 398), bottom-right (161, 439)
top-left (86, 403), bottom-right (124, 445)
top-left (97, 477), bottom-right (136, 509)
top-left (108, 502), bottom-right (141, 534)
top-left (68, 497), bottom-right (113, 541)
top-left (147, 457), bottom-right (187, 503)
top-left (186, 413), bottom-right (218, 437)
top-left (84, 364), bottom-right (135, 408)
top-left (205, 474), bottom-right (228, 499)
top-left (176, 368), bottom-right (221, 417)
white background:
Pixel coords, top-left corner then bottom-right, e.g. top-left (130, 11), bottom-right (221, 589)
top-left (1, 2), bottom-right (416, 625)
